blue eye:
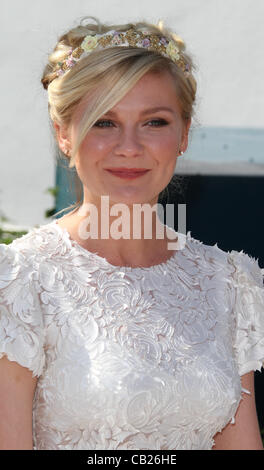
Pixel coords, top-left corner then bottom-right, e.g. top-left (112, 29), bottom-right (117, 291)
top-left (147, 119), bottom-right (169, 127)
top-left (94, 120), bottom-right (114, 128)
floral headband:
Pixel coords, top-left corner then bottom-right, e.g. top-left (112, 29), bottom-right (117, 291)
top-left (55, 28), bottom-right (190, 81)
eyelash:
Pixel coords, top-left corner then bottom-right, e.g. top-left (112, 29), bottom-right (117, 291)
top-left (93, 119), bottom-right (169, 128)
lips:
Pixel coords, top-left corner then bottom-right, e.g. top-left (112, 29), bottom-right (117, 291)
top-left (106, 168), bottom-right (150, 179)
top-left (106, 168), bottom-right (150, 172)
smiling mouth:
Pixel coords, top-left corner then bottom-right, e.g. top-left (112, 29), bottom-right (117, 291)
top-left (106, 169), bottom-right (150, 179)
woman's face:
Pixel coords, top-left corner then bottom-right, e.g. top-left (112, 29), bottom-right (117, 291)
top-left (58, 69), bottom-right (190, 208)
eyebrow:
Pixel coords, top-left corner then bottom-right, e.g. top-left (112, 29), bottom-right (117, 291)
top-left (104, 106), bottom-right (175, 117)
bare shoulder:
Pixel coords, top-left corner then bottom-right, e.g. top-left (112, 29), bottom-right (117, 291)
top-left (56, 210), bottom-right (80, 235)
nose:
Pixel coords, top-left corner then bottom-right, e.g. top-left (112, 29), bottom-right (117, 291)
top-left (114, 126), bottom-right (144, 158)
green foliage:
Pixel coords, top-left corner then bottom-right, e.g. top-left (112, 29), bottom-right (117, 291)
top-left (0, 208), bottom-right (28, 244)
top-left (44, 186), bottom-right (59, 219)
top-left (45, 186), bottom-right (59, 198)
top-left (0, 227), bottom-right (28, 245)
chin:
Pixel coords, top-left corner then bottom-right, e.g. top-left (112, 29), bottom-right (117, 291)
top-left (107, 190), bottom-right (157, 206)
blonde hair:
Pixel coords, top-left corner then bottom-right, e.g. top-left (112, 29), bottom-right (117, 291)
top-left (41, 17), bottom-right (197, 217)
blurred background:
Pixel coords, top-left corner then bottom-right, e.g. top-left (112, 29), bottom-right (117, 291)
top-left (1, 0), bottom-right (264, 436)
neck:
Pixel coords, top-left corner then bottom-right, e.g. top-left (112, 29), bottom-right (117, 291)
top-left (67, 196), bottom-right (177, 266)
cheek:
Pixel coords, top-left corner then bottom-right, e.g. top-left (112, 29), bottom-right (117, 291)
top-left (77, 135), bottom-right (112, 165)
top-left (150, 133), bottom-right (179, 161)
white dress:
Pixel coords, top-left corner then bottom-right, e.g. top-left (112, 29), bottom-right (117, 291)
top-left (0, 220), bottom-right (264, 450)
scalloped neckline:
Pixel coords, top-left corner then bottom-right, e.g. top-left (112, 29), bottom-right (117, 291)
top-left (50, 219), bottom-right (189, 271)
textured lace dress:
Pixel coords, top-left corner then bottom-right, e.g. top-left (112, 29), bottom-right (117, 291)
top-left (0, 220), bottom-right (264, 450)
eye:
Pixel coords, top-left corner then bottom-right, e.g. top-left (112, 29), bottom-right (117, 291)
top-left (93, 119), bottom-right (115, 128)
top-left (93, 118), bottom-right (169, 128)
top-left (146, 119), bottom-right (169, 127)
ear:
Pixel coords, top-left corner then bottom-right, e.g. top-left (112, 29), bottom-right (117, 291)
top-left (53, 121), bottom-right (71, 154)
top-left (181, 118), bottom-right (191, 153)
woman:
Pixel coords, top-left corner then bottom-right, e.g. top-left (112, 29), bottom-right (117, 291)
top-left (0, 17), bottom-right (264, 450)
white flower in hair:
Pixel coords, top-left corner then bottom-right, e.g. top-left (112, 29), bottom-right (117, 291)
top-left (166, 41), bottom-right (180, 61)
top-left (81, 35), bottom-right (98, 52)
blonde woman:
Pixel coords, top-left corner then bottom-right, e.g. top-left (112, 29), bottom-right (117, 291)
top-left (0, 17), bottom-right (264, 451)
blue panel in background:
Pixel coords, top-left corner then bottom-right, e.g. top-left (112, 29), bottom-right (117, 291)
top-left (55, 159), bottom-right (82, 217)
top-left (185, 127), bottom-right (264, 163)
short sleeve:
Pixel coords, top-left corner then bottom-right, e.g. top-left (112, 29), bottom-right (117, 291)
top-left (228, 249), bottom-right (264, 376)
top-left (0, 242), bottom-right (45, 377)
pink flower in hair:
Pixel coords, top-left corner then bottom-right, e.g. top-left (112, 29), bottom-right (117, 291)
top-left (111, 33), bottom-right (123, 45)
top-left (142, 38), bottom-right (151, 47)
top-left (160, 37), bottom-right (168, 46)
top-left (66, 56), bottom-right (76, 68)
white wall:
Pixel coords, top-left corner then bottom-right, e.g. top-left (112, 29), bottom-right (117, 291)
top-left (1, 0), bottom-right (263, 226)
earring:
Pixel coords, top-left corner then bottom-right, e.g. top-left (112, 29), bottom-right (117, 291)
top-left (179, 150), bottom-right (184, 156)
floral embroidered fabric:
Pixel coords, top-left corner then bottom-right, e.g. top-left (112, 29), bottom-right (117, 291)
top-left (0, 220), bottom-right (264, 450)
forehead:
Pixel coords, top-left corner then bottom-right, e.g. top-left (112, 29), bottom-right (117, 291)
top-left (108, 70), bottom-right (181, 115)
